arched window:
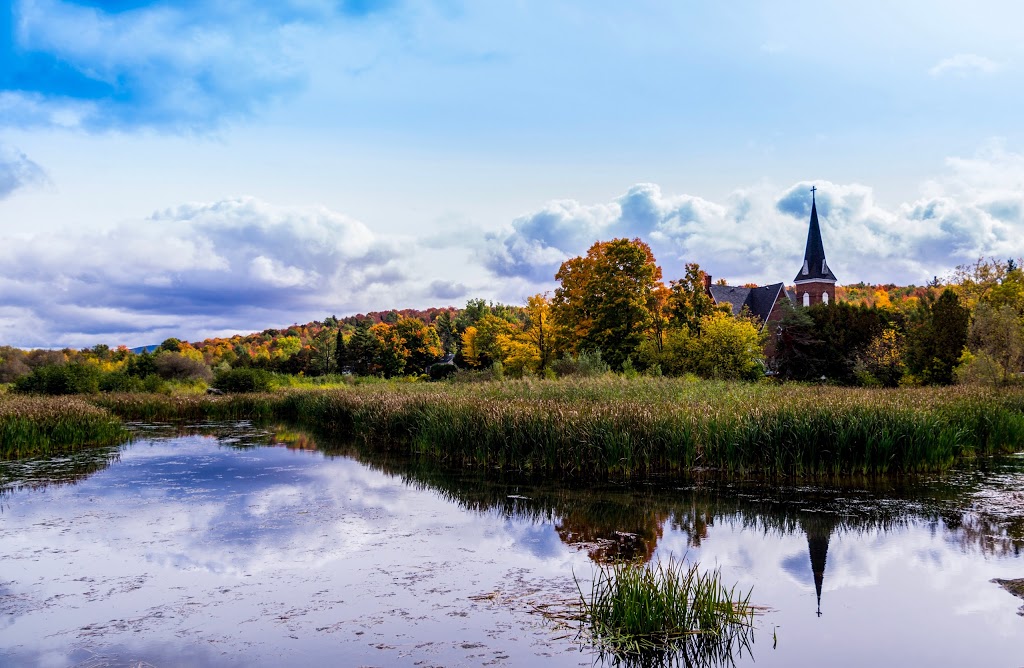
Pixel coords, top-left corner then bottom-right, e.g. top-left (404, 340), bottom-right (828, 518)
top-left (822, 292), bottom-right (829, 304)
top-left (822, 259), bottom-right (827, 273)
top-left (803, 292), bottom-right (810, 307)
top-left (802, 260), bottom-right (809, 275)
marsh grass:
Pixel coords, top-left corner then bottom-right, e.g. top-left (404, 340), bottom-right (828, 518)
top-left (277, 379), bottom-right (1024, 477)
top-left (578, 557), bottom-right (755, 665)
top-left (0, 396), bottom-right (128, 458)
top-left (5, 378), bottom-right (1024, 476)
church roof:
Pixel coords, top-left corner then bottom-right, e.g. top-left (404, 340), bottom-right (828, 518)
top-left (794, 194), bottom-right (838, 283)
top-left (709, 282), bottom-right (787, 326)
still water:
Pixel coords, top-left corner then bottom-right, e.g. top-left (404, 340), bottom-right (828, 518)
top-left (1, 423), bottom-right (1022, 667)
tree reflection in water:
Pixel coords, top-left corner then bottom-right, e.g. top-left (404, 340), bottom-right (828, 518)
top-left (6, 422), bottom-right (1022, 666)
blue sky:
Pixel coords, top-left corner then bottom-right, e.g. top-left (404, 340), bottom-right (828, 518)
top-left (2, 0), bottom-right (1024, 347)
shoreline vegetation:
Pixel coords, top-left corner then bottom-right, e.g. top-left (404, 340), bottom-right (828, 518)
top-left (4, 378), bottom-right (1024, 477)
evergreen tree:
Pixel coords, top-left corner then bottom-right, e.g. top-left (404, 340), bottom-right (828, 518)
top-left (348, 320), bottom-right (380, 376)
top-left (905, 289), bottom-right (969, 384)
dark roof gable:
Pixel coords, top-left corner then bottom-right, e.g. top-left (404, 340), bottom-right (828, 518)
top-left (709, 282), bottom-right (787, 327)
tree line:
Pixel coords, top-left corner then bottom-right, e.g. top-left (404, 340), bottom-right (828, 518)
top-left (2, 241), bottom-right (1022, 393)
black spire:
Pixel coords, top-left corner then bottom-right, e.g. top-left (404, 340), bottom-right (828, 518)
top-left (794, 186), bottom-right (838, 283)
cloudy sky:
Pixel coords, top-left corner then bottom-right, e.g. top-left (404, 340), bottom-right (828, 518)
top-left (2, 1), bottom-right (1024, 348)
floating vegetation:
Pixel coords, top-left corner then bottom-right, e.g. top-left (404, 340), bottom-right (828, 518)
top-left (0, 396), bottom-right (128, 459)
top-left (577, 557), bottom-right (756, 666)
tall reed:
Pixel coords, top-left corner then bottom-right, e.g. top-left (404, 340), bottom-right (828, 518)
top-left (578, 557), bottom-right (754, 664)
top-left (0, 396), bottom-right (128, 459)
top-left (7, 379), bottom-right (1024, 477)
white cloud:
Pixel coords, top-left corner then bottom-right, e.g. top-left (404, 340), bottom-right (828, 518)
top-left (0, 197), bottom-right (414, 347)
top-left (4, 147), bottom-right (1024, 348)
top-left (483, 148), bottom-right (1024, 289)
top-left (929, 53), bottom-right (1002, 78)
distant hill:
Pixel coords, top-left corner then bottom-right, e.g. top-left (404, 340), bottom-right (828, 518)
top-left (129, 344), bottom-right (160, 354)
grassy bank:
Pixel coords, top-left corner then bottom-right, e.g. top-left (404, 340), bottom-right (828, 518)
top-left (0, 396), bottom-right (129, 458)
top-left (6, 378), bottom-right (1024, 477)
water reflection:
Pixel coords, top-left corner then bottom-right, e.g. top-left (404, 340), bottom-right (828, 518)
top-left (1, 423), bottom-right (1022, 668)
top-left (318, 431), bottom-right (1024, 624)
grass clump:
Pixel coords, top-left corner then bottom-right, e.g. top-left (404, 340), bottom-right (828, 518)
top-left (0, 396), bottom-right (128, 458)
top-left (578, 557), bottom-right (755, 664)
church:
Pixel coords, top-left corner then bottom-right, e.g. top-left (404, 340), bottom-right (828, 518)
top-left (705, 187), bottom-right (837, 328)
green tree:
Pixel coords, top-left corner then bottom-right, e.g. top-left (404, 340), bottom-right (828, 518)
top-left (348, 320), bottom-right (380, 376)
top-left (668, 263), bottom-right (716, 334)
top-left (957, 303), bottom-right (1024, 385)
top-left (433, 311), bottom-right (458, 355)
top-left (768, 300), bottom-right (823, 380)
top-left (905, 289), bottom-right (970, 384)
top-left (552, 238), bottom-right (663, 370)
top-left (687, 312), bottom-right (764, 380)
top-left (159, 337), bottom-right (182, 353)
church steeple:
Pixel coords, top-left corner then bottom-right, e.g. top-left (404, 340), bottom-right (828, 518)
top-left (794, 186), bottom-right (838, 306)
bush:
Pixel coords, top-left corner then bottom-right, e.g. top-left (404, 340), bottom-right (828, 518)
top-left (99, 371), bottom-right (145, 393)
top-left (551, 350), bottom-right (610, 378)
top-left (154, 352), bottom-right (213, 382)
top-left (14, 363), bottom-right (101, 395)
top-left (428, 363), bottom-right (458, 381)
top-left (213, 367), bottom-right (274, 393)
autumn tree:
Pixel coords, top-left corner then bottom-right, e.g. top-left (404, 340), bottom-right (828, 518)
top-left (371, 322), bottom-right (407, 378)
top-left (461, 314), bottom-right (516, 368)
top-left (950, 257), bottom-right (1023, 310)
top-left (395, 317), bottom-right (443, 374)
top-left (552, 238), bottom-right (663, 370)
top-left (668, 263), bottom-right (716, 334)
top-left (857, 328), bottom-right (905, 387)
top-left (335, 329), bottom-right (347, 372)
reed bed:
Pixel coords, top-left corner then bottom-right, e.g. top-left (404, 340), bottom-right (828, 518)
top-left (578, 558), bottom-right (755, 664)
top-left (279, 381), bottom-right (1024, 477)
top-left (6, 379), bottom-right (1024, 477)
top-left (91, 392), bottom-right (291, 423)
top-left (0, 396), bottom-right (128, 458)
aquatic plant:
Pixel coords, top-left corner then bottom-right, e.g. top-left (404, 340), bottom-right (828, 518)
top-left (6, 379), bottom-right (1024, 477)
top-left (578, 557), bottom-right (755, 664)
top-left (275, 380), bottom-right (1024, 477)
top-left (0, 396), bottom-right (128, 459)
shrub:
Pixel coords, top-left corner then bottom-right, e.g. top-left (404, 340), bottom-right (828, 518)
top-left (99, 370), bottom-right (145, 393)
top-left (428, 363), bottom-right (458, 381)
top-left (551, 350), bottom-right (610, 378)
top-left (154, 352), bottom-right (213, 382)
top-left (213, 367), bottom-right (274, 393)
top-left (14, 363), bottom-right (101, 395)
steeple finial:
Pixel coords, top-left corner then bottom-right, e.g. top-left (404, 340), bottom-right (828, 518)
top-left (810, 185), bottom-right (817, 205)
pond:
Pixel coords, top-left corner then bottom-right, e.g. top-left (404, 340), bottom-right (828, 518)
top-left (1, 423), bottom-right (1023, 667)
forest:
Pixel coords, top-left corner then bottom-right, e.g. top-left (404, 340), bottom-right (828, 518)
top-left (1, 239), bottom-right (1022, 395)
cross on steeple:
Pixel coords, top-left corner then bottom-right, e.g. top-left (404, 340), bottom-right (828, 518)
top-left (810, 185), bottom-right (817, 203)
